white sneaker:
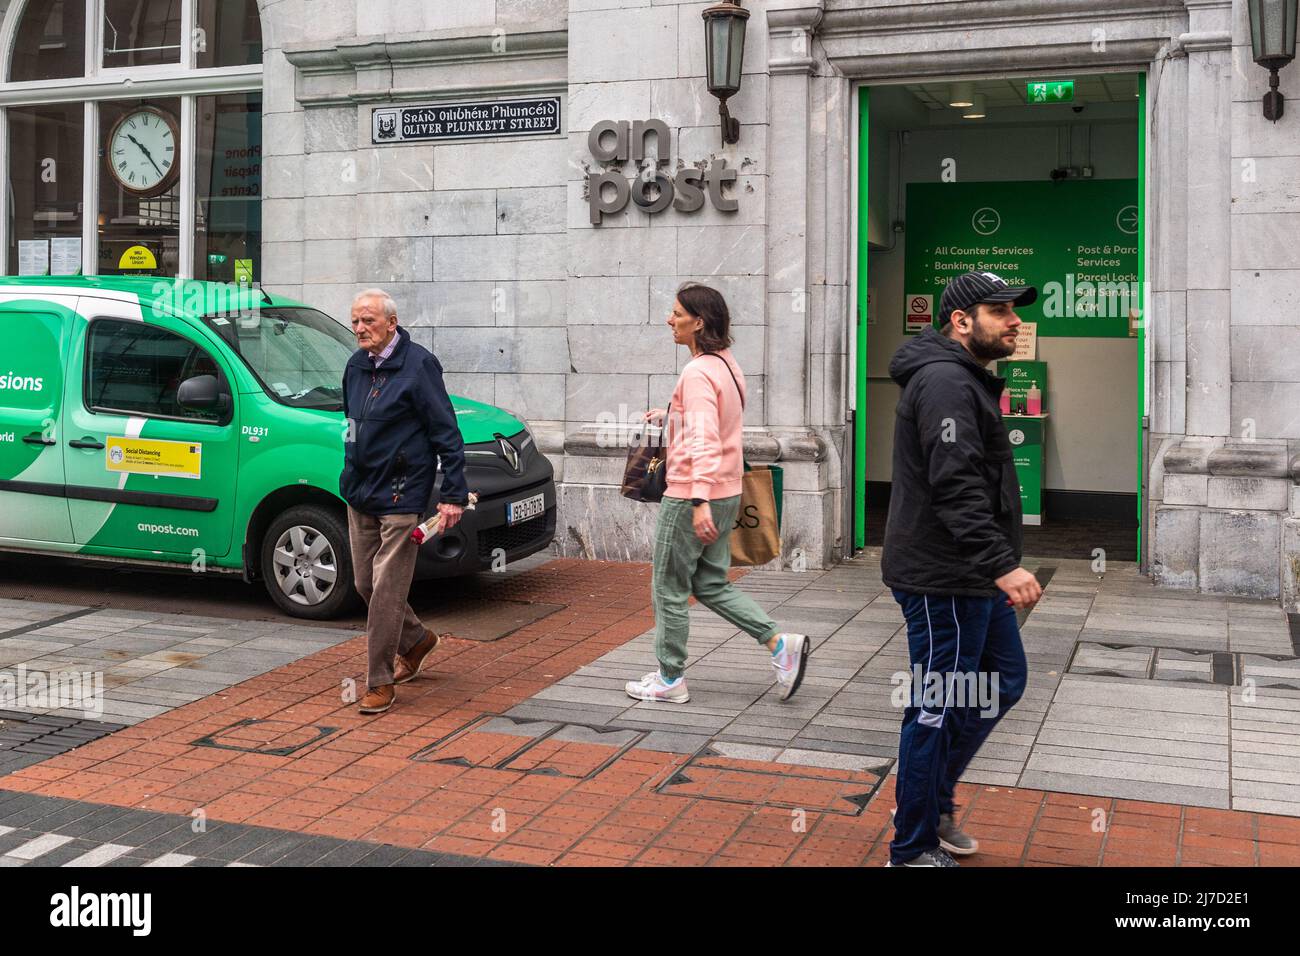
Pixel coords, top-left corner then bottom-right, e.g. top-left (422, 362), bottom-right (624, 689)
top-left (770, 633), bottom-right (811, 701)
top-left (625, 671), bottom-right (690, 703)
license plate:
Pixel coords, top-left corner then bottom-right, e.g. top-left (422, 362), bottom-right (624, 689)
top-left (507, 493), bottom-right (545, 526)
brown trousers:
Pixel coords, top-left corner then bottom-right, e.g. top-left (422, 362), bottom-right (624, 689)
top-left (347, 507), bottom-right (427, 688)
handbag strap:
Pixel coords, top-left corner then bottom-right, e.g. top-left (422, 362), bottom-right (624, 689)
top-left (700, 352), bottom-right (751, 470)
top-left (657, 353), bottom-right (745, 449)
top-left (700, 352), bottom-right (745, 410)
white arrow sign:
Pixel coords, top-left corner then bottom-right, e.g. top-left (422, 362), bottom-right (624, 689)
top-left (972, 207), bottom-right (1001, 236)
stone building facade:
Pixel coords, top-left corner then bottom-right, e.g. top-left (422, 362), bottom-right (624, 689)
top-left (3, 0), bottom-right (1298, 608)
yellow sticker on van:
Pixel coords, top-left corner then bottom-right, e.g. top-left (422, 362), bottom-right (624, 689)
top-left (105, 436), bottom-right (202, 480)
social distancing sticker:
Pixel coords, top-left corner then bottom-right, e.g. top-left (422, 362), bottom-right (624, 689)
top-left (105, 436), bottom-right (202, 480)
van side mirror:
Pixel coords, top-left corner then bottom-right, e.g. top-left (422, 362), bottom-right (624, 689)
top-left (177, 374), bottom-right (231, 413)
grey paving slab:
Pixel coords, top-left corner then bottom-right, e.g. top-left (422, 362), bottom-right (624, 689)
top-left (503, 702), bottom-right (622, 726)
top-left (632, 730), bottom-right (712, 754)
top-left (709, 741), bottom-right (782, 761)
top-left (785, 735), bottom-right (899, 758)
top-left (1018, 769), bottom-right (1230, 809)
top-left (776, 748), bottom-right (892, 772)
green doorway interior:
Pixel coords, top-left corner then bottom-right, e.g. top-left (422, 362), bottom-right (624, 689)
top-left (854, 74), bottom-right (1146, 563)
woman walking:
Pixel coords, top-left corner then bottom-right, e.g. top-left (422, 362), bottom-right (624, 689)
top-left (625, 283), bottom-right (810, 704)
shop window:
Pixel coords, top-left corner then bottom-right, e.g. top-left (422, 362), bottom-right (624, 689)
top-left (3, 1), bottom-right (263, 279)
top-left (86, 318), bottom-right (223, 422)
top-left (7, 103), bottom-right (85, 275)
top-left (9, 0), bottom-right (86, 82)
top-left (193, 92), bottom-right (261, 283)
top-left (97, 97), bottom-right (181, 276)
top-left (102, 0), bottom-right (183, 69)
top-left (195, 0), bottom-right (262, 68)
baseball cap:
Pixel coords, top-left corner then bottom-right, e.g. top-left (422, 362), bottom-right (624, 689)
top-left (939, 271), bottom-right (1037, 325)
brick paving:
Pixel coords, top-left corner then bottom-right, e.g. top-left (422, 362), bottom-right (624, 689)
top-left (0, 554), bottom-right (1298, 866)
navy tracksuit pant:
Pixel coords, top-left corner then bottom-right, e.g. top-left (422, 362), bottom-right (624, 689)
top-left (889, 590), bottom-right (1027, 865)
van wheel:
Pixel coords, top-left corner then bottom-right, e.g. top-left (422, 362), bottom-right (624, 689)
top-left (261, 505), bottom-right (357, 620)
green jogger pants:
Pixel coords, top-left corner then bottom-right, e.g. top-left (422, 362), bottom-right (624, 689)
top-left (652, 494), bottom-right (778, 681)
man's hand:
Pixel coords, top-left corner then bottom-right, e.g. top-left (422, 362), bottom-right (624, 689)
top-left (437, 502), bottom-right (465, 531)
top-left (995, 567), bottom-right (1042, 609)
top-left (692, 502), bottom-right (719, 545)
top-left (643, 408), bottom-right (667, 426)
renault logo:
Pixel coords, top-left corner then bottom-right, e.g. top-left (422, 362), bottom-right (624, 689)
top-left (497, 435), bottom-right (520, 472)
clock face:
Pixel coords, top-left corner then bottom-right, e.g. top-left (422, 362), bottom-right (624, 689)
top-left (108, 109), bottom-right (178, 196)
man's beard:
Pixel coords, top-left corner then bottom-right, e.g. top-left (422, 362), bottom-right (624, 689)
top-left (968, 318), bottom-right (1016, 361)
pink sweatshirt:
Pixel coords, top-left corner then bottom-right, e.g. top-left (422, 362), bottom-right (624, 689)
top-left (665, 349), bottom-right (746, 501)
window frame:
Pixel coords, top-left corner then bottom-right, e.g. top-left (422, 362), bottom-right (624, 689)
top-left (98, 0), bottom-right (191, 76)
top-left (82, 314), bottom-right (234, 426)
top-left (0, 0), bottom-right (263, 279)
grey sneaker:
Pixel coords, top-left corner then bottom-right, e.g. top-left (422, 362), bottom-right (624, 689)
top-left (938, 813), bottom-right (980, 856)
top-left (886, 848), bottom-right (959, 867)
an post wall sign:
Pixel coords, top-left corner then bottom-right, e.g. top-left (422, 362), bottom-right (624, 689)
top-left (371, 97), bottom-right (561, 144)
top-left (587, 119), bottom-right (738, 225)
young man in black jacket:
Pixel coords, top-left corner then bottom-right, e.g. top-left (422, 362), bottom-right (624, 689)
top-left (340, 289), bottom-right (470, 715)
top-left (882, 271), bottom-right (1044, 867)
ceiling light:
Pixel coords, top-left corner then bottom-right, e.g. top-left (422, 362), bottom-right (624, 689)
top-left (962, 93), bottom-right (986, 119)
top-left (948, 82), bottom-right (975, 108)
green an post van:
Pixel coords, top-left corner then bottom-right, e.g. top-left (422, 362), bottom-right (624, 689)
top-left (0, 277), bottom-right (556, 619)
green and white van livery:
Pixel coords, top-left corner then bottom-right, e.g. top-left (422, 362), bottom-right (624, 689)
top-left (0, 277), bottom-right (555, 619)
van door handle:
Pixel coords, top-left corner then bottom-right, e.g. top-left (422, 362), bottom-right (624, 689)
top-left (68, 438), bottom-right (105, 449)
top-left (22, 433), bottom-right (56, 446)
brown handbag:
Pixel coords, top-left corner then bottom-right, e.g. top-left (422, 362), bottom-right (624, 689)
top-left (620, 354), bottom-right (739, 505)
top-left (621, 419), bottom-right (669, 503)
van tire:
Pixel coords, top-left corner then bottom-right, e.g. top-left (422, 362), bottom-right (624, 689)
top-left (261, 504), bottom-right (358, 620)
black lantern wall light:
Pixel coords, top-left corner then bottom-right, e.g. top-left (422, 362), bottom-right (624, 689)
top-left (1248, 0), bottom-right (1298, 121)
top-left (702, 1), bottom-right (749, 144)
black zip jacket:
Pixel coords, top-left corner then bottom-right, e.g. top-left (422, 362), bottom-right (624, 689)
top-left (339, 326), bottom-right (469, 515)
top-left (881, 327), bottom-right (1023, 596)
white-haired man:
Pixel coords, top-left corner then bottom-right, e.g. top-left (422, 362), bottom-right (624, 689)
top-left (339, 288), bottom-right (469, 714)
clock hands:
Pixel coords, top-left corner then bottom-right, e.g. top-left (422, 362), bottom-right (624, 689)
top-left (125, 133), bottom-right (165, 179)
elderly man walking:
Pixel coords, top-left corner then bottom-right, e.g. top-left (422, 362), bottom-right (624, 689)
top-left (340, 288), bottom-right (469, 714)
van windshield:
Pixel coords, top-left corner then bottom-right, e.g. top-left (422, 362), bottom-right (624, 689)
top-left (203, 307), bottom-right (354, 410)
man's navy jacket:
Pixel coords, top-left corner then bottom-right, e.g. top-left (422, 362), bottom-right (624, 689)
top-left (340, 325), bottom-right (469, 515)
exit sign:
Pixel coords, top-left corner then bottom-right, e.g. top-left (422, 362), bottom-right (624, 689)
top-left (1028, 81), bottom-right (1075, 104)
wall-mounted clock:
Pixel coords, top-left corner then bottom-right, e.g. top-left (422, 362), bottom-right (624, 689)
top-left (106, 106), bottom-right (179, 197)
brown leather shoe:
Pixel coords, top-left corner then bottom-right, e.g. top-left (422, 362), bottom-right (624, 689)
top-left (393, 629), bottom-right (442, 685)
top-left (358, 684), bottom-right (395, 714)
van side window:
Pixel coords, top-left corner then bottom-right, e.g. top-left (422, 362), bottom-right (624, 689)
top-left (87, 320), bottom-right (225, 423)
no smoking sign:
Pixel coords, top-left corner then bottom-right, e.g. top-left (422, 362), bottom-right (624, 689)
top-left (905, 293), bottom-right (933, 334)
